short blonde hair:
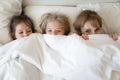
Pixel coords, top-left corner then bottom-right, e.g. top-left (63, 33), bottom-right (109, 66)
top-left (39, 12), bottom-right (70, 35)
top-left (73, 10), bottom-right (102, 35)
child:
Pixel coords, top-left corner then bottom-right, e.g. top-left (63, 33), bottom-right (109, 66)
top-left (39, 12), bottom-right (70, 35)
top-left (10, 15), bottom-right (35, 40)
top-left (73, 10), bottom-right (118, 40)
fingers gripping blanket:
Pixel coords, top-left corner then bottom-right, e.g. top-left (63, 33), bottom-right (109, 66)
top-left (0, 33), bottom-right (120, 80)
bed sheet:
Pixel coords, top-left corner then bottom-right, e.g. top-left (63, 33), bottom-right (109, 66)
top-left (0, 33), bottom-right (120, 80)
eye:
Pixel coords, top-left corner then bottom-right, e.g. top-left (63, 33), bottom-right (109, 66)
top-left (19, 31), bottom-right (23, 34)
top-left (56, 30), bottom-right (62, 32)
top-left (85, 29), bottom-right (91, 33)
top-left (27, 30), bottom-right (32, 33)
top-left (47, 29), bottom-right (52, 32)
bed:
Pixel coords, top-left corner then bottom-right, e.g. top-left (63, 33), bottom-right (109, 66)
top-left (0, 0), bottom-right (120, 80)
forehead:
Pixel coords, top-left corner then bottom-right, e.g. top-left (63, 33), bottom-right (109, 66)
top-left (46, 21), bottom-right (64, 29)
top-left (16, 22), bottom-right (31, 30)
top-left (83, 21), bottom-right (100, 29)
top-left (84, 20), bottom-right (101, 28)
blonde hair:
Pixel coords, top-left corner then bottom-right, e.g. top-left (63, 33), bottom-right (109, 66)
top-left (39, 12), bottom-right (70, 35)
top-left (73, 10), bottom-right (102, 35)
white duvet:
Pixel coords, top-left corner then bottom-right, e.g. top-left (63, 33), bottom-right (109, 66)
top-left (0, 33), bottom-right (120, 80)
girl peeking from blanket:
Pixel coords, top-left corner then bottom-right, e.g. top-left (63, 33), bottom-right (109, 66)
top-left (73, 10), bottom-right (119, 40)
top-left (39, 12), bottom-right (70, 35)
top-left (10, 15), bottom-right (36, 40)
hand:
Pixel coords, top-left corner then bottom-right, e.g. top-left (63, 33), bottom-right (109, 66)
top-left (81, 34), bottom-right (89, 40)
top-left (118, 33), bottom-right (120, 36)
top-left (109, 33), bottom-right (118, 41)
top-left (68, 32), bottom-right (74, 35)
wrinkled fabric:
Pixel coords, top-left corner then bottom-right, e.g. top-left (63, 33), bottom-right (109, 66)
top-left (0, 33), bottom-right (120, 80)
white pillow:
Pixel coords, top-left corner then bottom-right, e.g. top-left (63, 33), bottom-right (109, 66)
top-left (0, 0), bottom-right (22, 44)
top-left (24, 6), bottom-right (78, 32)
top-left (23, 0), bottom-right (119, 7)
top-left (77, 2), bottom-right (120, 34)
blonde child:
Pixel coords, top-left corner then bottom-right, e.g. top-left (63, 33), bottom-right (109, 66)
top-left (10, 15), bottom-right (35, 40)
top-left (39, 12), bottom-right (70, 35)
top-left (73, 10), bottom-right (118, 40)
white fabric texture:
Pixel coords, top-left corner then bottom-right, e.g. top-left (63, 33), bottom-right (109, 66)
top-left (0, 33), bottom-right (120, 80)
top-left (0, 0), bottom-right (22, 44)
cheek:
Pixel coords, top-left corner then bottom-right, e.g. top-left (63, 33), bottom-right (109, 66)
top-left (15, 32), bottom-right (18, 38)
top-left (15, 33), bottom-right (22, 39)
top-left (46, 31), bottom-right (50, 34)
top-left (62, 31), bottom-right (65, 35)
top-left (29, 32), bottom-right (32, 35)
top-left (59, 31), bottom-right (65, 35)
top-left (81, 30), bottom-right (87, 34)
top-left (45, 29), bottom-right (49, 34)
top-left (97, 30), bottom-right (102, 34)
top-left (81, 28), bottom-right (85, 33)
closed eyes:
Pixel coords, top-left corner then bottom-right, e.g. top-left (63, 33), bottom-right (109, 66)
top-left (85, 29), bottom-right (91, 33)
top-left (18, 30), bottom-right (32, 34)
top-left (47, 29), bottom-right (62, 32)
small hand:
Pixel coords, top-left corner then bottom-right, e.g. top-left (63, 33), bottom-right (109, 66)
top-left (118, 33), bottom-right (120, 36)
top-left (68, 32), bottom-right (74, 35)
top-left (81, 34), bottom-right (89, 40)
top-left (109, 33), bottom-right (118, 41)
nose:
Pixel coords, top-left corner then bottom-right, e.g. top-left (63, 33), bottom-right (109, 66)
top-left (51, 31), bottom-right (57, 35)
top-left (91, 30), bottom-right (95, 34)
top-left (23, 32), bottom-right (29, 37)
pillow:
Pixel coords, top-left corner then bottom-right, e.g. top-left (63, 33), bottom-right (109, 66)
top-left (0, 0), bottom-right (22, 44)
top-left (24, 6), bottom-right (78, 32)
top-left (23, 0), bottom-right (120, 7)
top-left (77, 2), bottom-right (120, 34)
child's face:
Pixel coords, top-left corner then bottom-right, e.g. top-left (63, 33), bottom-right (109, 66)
top-left (46, 21), bottom-right (65, 35)
top-left (81, 21), bottom-right (101, 35)
top-left (15, 22), bottom-right (32, 39)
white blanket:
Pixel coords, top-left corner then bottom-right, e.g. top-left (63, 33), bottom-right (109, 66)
top-left (0, 33), bottom-right (120, 80)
